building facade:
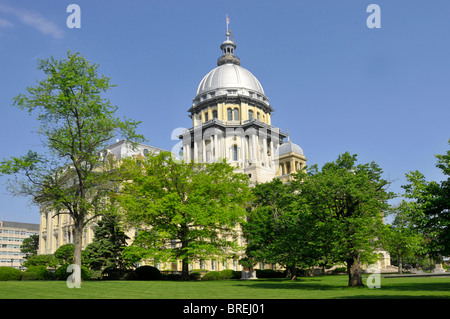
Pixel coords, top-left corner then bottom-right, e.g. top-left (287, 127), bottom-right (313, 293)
top-left (0, 220), bottom-right (39, 269)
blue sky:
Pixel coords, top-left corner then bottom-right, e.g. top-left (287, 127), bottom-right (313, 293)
top-left (0, 1), bottom-right (449, 224)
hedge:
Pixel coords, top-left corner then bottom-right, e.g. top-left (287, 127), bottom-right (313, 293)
top-left (0, 267), bottom-right (22, 281)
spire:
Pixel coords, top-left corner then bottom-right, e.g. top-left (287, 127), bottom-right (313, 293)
top-left (217, 15), bottom-right (241, 66)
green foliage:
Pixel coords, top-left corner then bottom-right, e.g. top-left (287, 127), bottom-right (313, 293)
top-left (82, 215), bottom-right (130, 278)
top-left (220, 269), bottom-right (239, 279)
top-left (134, 265), bottom-right (162, 280)
top-left (20, 234), bottom-right (39, 259)
top-left (117, 151), bottom-right (252, 280)
top-left (0, 267), bottom-right (22, 281)
top-left (255, 269), bottom-right (284, 278)
top-left (54, 264), bottom-right (91, 281)
top-left (0, 51), bottom-right (144, 283)
top-left (54, 244), bottom-right (74, 264)
top-left (22, 254), bottom-right (58, 268)
top-left (201, 271), bottom-right (223, 281)
top-left (21, 266), bottom-right (52, 280)
top-left (402, 139), bottom-right (450, 258)
top-left (188, 272), bottom-right (202, 280)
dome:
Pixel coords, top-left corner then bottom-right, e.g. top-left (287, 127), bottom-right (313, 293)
top-left (196, 63), bottom-right (266, 97)
top-left (278, 139), bottom-right (304, 156)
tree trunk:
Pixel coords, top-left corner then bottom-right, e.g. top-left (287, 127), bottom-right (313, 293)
top-left (72, 217), bottom-right (84, 286)
top-left (288, 264), bottom-right (297, 280)
top-left (398, 254), bottom-right (403, 275)
top-left (347, 255), bottom-right (364, 287)
top-left (181, 257), bottom-right (190, 281)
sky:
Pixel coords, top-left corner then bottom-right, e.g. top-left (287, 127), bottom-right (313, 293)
top-left (0, 0), bottom-right (449, 224)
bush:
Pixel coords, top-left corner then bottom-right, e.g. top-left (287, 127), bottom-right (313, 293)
top-left (0, 267), bottom-right (22, 281)
top-left (134, 265), bottom-right (162, 280)
top-left (201, 271), bottom-right (223, 281)
top-left (54, 264), bottom-right (91, 281)
top-left (189, 272), bottom-right (201, 281)
top-left (22, 266), bottom-right (52, 280)
top-left (255, 269), bottom-right (284, 278)
top-left (221, 269), bottom-right (240, 279)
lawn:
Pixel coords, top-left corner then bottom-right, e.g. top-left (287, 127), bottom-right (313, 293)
top-left (1, 275), bottom-right (450, 299)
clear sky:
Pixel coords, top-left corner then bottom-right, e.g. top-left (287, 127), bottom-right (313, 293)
top-left (0, 1), bottom-right (449, 224)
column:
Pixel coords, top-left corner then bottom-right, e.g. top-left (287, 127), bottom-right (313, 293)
top-left (252, 134), bottom-right (257, 163)
top-left (262, 137), bottom-right (268, 166)
top-left (193, 140), bottom-right (198, 162)
top-left (202, 139), bottom-right (206, 162)
top-left (269, 139), bottom-right (274, 167)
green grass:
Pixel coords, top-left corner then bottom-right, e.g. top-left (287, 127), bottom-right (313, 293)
top-left (1, 275), bottom-right (449, 299)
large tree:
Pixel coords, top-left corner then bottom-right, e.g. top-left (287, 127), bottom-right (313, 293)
top-left (0, 51), bottom-right (143, 284)
top-left (402, 139), bottom-right (450, 259)
top-left (382, 203), bottom-right (425, 274)
top-left (243, 178), bottom-right (324, 279)
top-left (293, 152), bottom-right (394, 287)
top-left (116, 151), bottom-right (253, 280)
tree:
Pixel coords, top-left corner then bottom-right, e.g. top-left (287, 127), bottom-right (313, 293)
top-left (382, 203), bottom-right (425, 274)
top-left (0, 51), bottom-right (144, 284)
top-left (402, 139), bottom-right (450, 259)
top-left (116, 151), bottom-right (253, 280)
top-left (20, 234), bottom-right (39, 260)
top-left (293, 152), bottom-right (394, 287)
top-left (243, 178), bottom-right (323, 279)
top-left (402, 140), bottom-right (450, 259)
top-left (83, 214), bottom-right (130, 278)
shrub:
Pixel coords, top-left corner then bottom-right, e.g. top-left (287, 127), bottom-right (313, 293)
top-left (22, 266), bottom-right (52, 280)
top-left (189, 272), bottom-right (201, 281)
top-left (201, 271), bottom-right (223, 281)
top-left (134, 265), bottom-right (162, 280)
top-left (220, 269), bottom-right (240, 279)
top-left (0, 267), bottom-right (22, 281)
top-left (54, 264), bottom-right (91, 281)
top-left (255, 269), bottom-right (284, 278)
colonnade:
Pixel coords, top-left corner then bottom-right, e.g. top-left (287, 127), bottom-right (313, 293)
top-left (183, 129), bottom-right (279, 168)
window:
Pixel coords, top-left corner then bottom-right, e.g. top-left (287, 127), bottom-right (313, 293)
top-left (248, 110), bottom-right (254, 119)
top-left (204, 112), bottom-right (208, 122)
top-left (212, 110), bottom-right (218, 119)
top-left (232, 145), bottom-right (238, 161)
top-left (257, 112), bottom-right (260, 120)
top-left (227, 108), bottom-right (233, 121)
top-left (233, 108), bottom-right (239, 121)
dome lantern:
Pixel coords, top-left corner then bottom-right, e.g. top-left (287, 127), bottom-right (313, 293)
top-left (217, 17), bottom-right (241, 66)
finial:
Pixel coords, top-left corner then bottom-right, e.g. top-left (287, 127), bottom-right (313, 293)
top-left (287, 128), bottom-right (290, 141)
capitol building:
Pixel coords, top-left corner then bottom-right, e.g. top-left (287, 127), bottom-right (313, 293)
top-left (38, 26), bottom-right (308, 271)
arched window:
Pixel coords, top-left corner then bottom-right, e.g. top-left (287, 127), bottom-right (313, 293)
top-left (248, 110), bottom-right (254, 120)
top-left (233, 108), bottom-right (239, 121)
top-left (227, 108), bottom-right (233, 121)
top-left (232, 145), bottom-right (238, 161)
top-left (212, 110), bottom-right (218, 119)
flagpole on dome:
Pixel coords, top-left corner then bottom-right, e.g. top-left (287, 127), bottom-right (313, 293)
top-left (226, 14), bottom-right (230, 33)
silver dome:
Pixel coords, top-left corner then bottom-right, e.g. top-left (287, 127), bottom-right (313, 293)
top-left (196, 63), bottom-right (266, 97)
top-left (278, 139), bottom-right (304, 156)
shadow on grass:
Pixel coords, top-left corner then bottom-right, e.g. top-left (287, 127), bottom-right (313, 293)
top-left (230, 277), bottom-right (450, 299)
